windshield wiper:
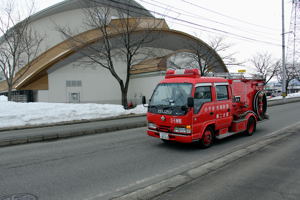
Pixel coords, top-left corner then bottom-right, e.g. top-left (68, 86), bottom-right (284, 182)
top-left (149, 104), bottom-right (164, 109)
top-left (149, 105), bottom-right (173, 110)
top-left (162, 105), bottom-right (173, 110)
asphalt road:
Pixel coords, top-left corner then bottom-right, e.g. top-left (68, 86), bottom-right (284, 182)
top-left (0, 102), bottom-right (299, 200)
top-left (154, 124), bottom-right (300, 200)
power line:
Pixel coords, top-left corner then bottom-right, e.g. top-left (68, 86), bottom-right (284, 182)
top-left (91, 0), bottom-right (281, 46)
top-left (139, 0), bottom-right (279, 41)
top-left (168, 19), bottom-right (276, 45)
top-left (181, 0), bottom-right (280, 31)
top-left (286, 0), bottom-right (300, 67)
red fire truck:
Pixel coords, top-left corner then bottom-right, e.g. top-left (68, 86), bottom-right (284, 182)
top-left (143, 69), bottom-right (268, 148)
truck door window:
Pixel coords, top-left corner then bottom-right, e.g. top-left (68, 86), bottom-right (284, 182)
top-left (194, 86), bottom-right (212, 113)
top-left (216, 85), bottom-right (229, 101)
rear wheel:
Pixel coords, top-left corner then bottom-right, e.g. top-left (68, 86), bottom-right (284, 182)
top-left (245, 117), bottom-right (256, 136)
top-left (199, 127), bottom-right (214, 148)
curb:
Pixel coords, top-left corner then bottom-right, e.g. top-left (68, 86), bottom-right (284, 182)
top-left (268, 96), bottom-right (300, 107)
top-left (111, 121), bottom-right (300, 200)
top-left (0, 121), bottom-right (147, 148)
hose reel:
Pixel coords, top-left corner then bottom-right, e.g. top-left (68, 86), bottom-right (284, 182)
top-left (253, 90), bottom-right (268, 121)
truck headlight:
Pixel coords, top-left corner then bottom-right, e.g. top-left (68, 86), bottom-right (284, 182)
top-left (173, 125), bottom-right (192, 134)
top-left (148, 122), bottom-right (157, 130)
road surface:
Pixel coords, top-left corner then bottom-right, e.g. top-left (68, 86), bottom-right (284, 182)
top-left (154, 124), bottom-right (300, 200)
top-left (0, 102), bottom-right (299, 200)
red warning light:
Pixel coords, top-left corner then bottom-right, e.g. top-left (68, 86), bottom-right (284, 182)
top-left (165, 69), bottom-right (200, 78)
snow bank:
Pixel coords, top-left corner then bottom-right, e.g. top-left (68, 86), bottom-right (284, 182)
top-left (0, 101), bottom-right (147, 128)
top-left (268, 92), bottom-right (300, 101)
top-left (0, 95), bottom-right (8, 102)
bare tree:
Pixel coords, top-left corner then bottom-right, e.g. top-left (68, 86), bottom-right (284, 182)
top-left (58, 1), bottom-right (162, 108)
top-left (209, 36), bottom-right (242, 66)
top-left (0, 70), bottom-right (4, 81)
top-left (276, 62), bottom-right (300, 94)
top-left (250, 52), bottom-right (279, 84)
top-left (187, 36), bottom-right (243, 75)
top-left (0, 0), bottom-right (43, 100)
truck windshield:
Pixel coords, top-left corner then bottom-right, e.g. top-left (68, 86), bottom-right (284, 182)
top-left (150, 83), bottom-right (192, 107)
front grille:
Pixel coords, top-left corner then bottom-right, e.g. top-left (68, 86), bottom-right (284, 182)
top-left (158, 125), bottom-right (171, 132)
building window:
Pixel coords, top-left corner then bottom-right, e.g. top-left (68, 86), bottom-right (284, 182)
top-left (66, 80), bottom-right (82, 87)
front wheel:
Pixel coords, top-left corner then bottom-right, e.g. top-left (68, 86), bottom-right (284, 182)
top-left (199, 127), bottom-right (214, 148)
top-left (245, 117), bottom-right (256, 136)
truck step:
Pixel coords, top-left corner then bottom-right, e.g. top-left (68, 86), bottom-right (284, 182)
top-left (216, 131), bottom-right (240, 139)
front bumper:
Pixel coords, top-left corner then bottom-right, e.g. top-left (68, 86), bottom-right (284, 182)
top-left (147, 129), bottom-right (193, 143)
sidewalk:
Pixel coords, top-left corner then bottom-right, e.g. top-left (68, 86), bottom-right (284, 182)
top-left (0, 115), bottom-right (146, 147)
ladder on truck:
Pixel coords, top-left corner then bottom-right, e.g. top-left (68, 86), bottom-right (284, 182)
top-left (207, 72), bottom-right (265, 80)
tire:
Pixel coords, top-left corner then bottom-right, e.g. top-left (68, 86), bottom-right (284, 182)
top-left (199, 127), bottom-right (214, 148)
top-left (245, 117), bottom-right (256, 136)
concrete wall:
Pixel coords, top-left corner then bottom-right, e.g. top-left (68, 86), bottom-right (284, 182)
top-left (128, 73), bottom-right (165, 105)
top-left (46, 47), bottom-right (171, 104)
top-left (47, 65), bottom-right (165, 105)
top-left (29, 7), bottom-right (120, 57)
top-left (37, 90), bottom-right (49, 102)
top-left (48, 59), bottom-right (121, 104)
top-left (29, 8), bottom-right (87, 54)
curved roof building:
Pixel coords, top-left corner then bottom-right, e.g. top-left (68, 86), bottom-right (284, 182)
top-left (0, 0), bottom-right (228, 104)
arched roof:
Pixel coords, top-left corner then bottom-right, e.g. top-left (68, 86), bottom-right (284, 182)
top-left (0, 18), bottom-right (227, 91)
top-left (130, 49), bottom-right (228, 75)
top-left (0, 0), bottom-right (153, 44)
top-left (28, 0), bottom-right (153, 24)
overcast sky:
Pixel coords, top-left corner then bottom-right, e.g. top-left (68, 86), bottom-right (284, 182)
top-left (2, 0), bottom-right (294, 72)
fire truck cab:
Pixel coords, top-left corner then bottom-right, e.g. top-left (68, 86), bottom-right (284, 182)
top-left (144, 69), bottom-right (267, 148)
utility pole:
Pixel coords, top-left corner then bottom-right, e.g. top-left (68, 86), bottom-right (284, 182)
top-left (282, 0), bottom-right (287, 98)
top-left (287, 0), bottom-right (300, 74)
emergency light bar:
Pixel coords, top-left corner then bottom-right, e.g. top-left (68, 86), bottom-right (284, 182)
top-left (165, 69), bottom-right (200, 78)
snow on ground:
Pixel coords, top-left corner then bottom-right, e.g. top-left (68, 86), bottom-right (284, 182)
top-left (1, 92), bottom-right (300, 129)
top-left (0, 95), bottom-right (8, 102)
top-left (268, 92), bottom-right (300, 101)
top-left (0, 96), bottom-right (146, 128)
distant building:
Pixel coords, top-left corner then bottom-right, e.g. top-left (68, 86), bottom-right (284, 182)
top-left (0, 0), bottom-right (228, 104)
top-left (288, 79), bottom-right (300, 93)
top-left (266, 79), bottom-right (300, 95)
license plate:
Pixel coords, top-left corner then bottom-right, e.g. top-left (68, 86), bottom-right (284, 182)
top-left (159, 132), bottom-right (169, 140)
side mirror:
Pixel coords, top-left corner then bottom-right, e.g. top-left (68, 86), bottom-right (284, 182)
top-left (187, 97), bottom-right (194, 108)
top-left (142, 96), bottom-right (146, 105)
